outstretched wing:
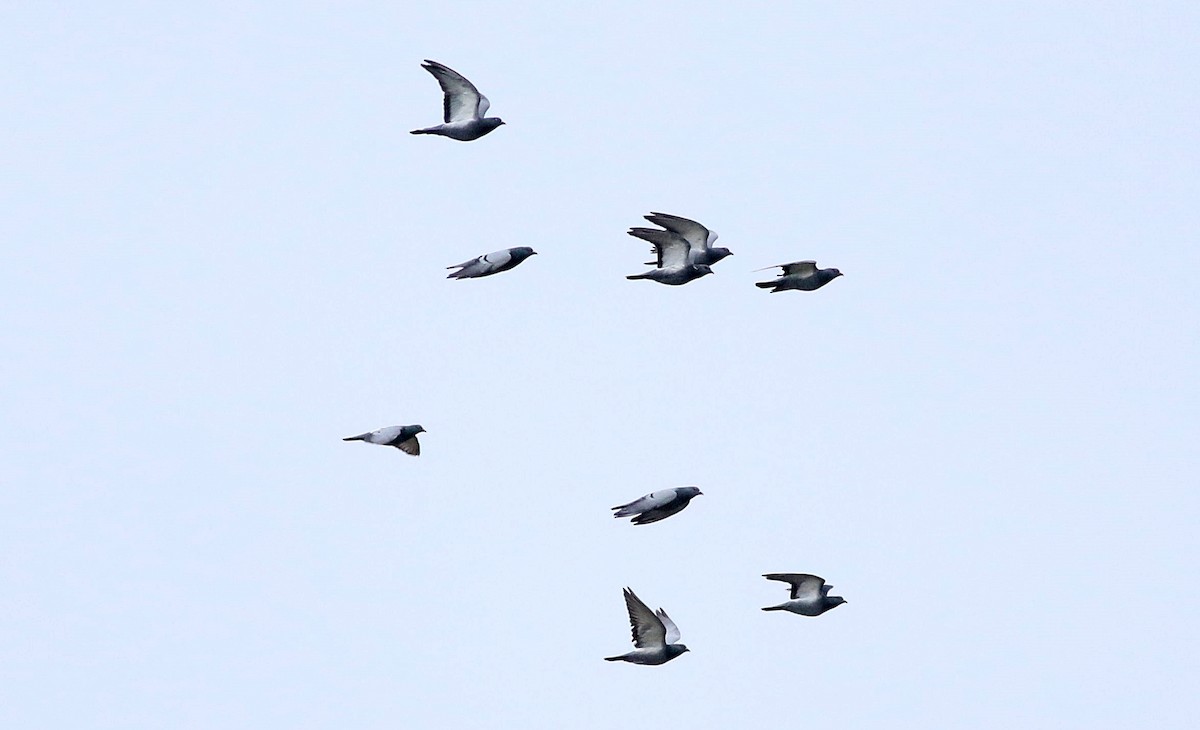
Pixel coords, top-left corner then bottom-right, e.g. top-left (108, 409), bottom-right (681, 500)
top-left (763, 573), bottom-right (826, 600)
top-left (645, 212), bottom-right (715, 254)
top-left (420, 60), bottom-right (487, 123)
top-left (622, 588), bottom-right (666, 649)
top-left (627, 228), bottom-right (689, 269)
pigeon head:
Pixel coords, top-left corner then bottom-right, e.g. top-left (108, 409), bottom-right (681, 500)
top-left (512, 247), bottom-right (537, 259)
top-left (695, 264), bottom-right (715, 277)
top-left (483, 118), bottom-right (505, 130)
top-left (411, 425), bottom-right (427, 434)
top-left (828, 268), bottom-right (843, 278)
top-left (679, 487), bottom-right (703, 499)
top-left (826, 596), bottom-right (847, 609)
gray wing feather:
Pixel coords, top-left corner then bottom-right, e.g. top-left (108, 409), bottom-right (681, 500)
top-left (421, 60), bottom-right (485, 123)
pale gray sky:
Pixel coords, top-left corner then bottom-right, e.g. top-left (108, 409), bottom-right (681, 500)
top-left (2, 2), bottom-right (1198, 728)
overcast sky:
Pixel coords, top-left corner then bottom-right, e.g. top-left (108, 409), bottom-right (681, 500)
top-left (3, 2), bottom-right (1198, 728)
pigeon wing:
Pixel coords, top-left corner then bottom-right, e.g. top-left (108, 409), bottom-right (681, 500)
top-left (626, 229), bottom-right (689, 269)
top-left (763, 573), bottom-right (826, 600)
top-left (421, 60), bottom-right (485, 123)
top-left (623, 588), bottom-right (666, 649)
top-left (630, 498), bottom-right (690, 525)
top-left (782, 261), bottom-right (818, 277)
top-left (612, 489), bottom-right (678, 516)
top-left (753, 261), bottom-right (818, 277)
top-left (645, 213), bottom-right (714, 254)
top-left (656, 608), bottom-right (681, 644)
top-left (394, 436), bottom-right (420, 456)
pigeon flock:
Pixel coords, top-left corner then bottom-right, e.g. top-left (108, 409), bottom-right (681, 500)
top-left (350, 60), bottom-right (848, 667)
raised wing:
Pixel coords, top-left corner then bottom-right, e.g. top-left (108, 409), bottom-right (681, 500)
top-left (420, 60), bottom-right (486, 123)
top-left (627, 229), bottom-right (689, 269)
top-left (623, 588), bottom-right (666, 649)
top-left (645, 213), bottom-right (714, 254)
top-left (655, 608), bottom-right (681, 644)
top-left (763, 573), bottom-right (826, 600)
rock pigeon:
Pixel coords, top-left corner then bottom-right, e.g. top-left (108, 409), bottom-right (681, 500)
top-left (761, 573), bottom-right (847, 616)
top-left (637, 212), bottom-right (732, 267)
top-left (754, 261), bottom-right (843, 292)
top-left (446, 247), bottom-right (537, 279)
top-left (611, 487), bottom-right (702, 525)
top-left (604, 588), bottom-right (690, 665)
top-left (410, 60), bottom-right (505, 141)
top-left (342, 425), bottom-right (425, 456)
top-left (625, 227), bottom-right (713, 286)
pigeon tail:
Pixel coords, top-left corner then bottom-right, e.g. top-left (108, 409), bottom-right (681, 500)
top-left (761, 605), bottom-right (787, 611)
top-left (603, 656), bottom-right (623, 662)
top-left (410, 128), bottom-right (435, 135)
top-left (755, 281), bottom-right (777, 289)
top-left (626, 274), bottom-right (649, 280)
top-left (343, 434), bottom-right (369, 441)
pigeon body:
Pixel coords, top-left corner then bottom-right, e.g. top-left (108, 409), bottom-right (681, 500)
top-left (604, 588), bottom-right (689, 665)
top-left (755, 261), bottom-right (843, 292)
top-left (761, 573), bottom-right (846, 616)
top-left (611, 487), bottom-right (702, 525)
top-left (343, 425), bottom-right (426, 456)
top-left (625, 226), bottom-right (714, 285)
top-left (410, 60), bottom-right (504, 141)
top-left (641, 212), bottom-right (733, 267)
top-left (447, 247), bottom-right (537, 279)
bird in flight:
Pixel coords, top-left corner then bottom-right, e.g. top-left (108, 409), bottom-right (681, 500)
top-left (634, 212), bottom-right (733, 268)
top-left (760, 573), bottom-right (847, 616)
top-left (754, 261), bottom-right (843, 292)
top-left (410, 60), bottom-right (505, 141)
top-left (611, 487), bottom-right (703, 525)
top-left (342, 425), bottom-right (426, 456)
top-left (604, 588), bottom-right (690, 665)
top-left (446, 247), bottom-right (537, 279)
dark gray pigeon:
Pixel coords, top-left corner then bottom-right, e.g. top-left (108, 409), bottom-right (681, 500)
top-left (754, 261), bottom-right (843, 292)
top-left (640, 212), bottom-right (732, 267)
top-left (626, 228), bottom-right (713, 286)
top-left (446, 247), bottom-right (537, 279)
top-left (611, 487), bottom-right (702, 525)
top-left (604, 588), bottom-right (690, 665)
top-left (342, 425), bottom-right (425, 456)
top-left (410, 60), bottom-right (505, 141)
top-left (761, 573), bottom-right (847, 616)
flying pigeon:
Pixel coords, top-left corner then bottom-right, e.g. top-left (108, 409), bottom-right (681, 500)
top-left (604, 588), bottom-right (690, 665)
top-left (446, 247), bottom-right (537, 279)
top-left (761, 573), bottom-right (847, 616)
top-left (611, 487), bottom-right (702, 525)
top-left (625, 227), bottom-right (713, 286)
top-left (410, 60), bottom-right (505, 141)
top-left (342, 425), bottom-right (426, 456)
top-left (638, 212), bottom-right (732, 267)
top-left (754, 261), bottom-right (843, 292)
